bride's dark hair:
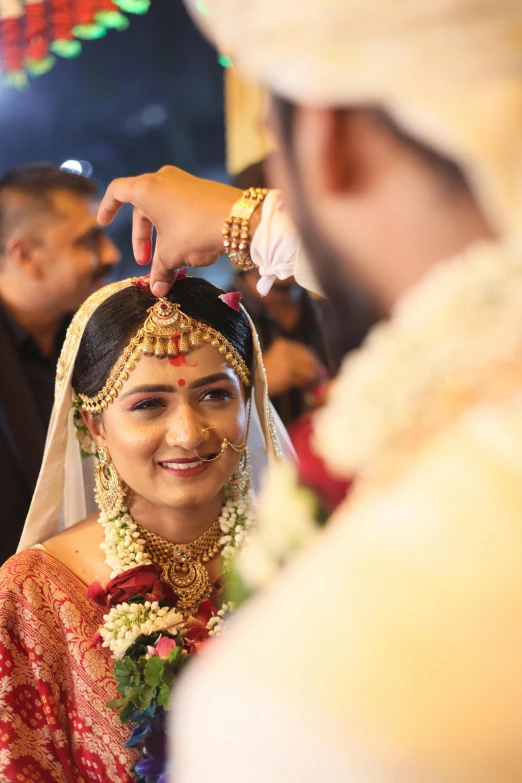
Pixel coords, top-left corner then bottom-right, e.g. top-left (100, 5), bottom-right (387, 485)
top-left (73, 277), bottom-right (254, 398)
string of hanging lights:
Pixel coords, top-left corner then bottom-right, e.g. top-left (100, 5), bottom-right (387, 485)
top-left (0, 0), bottom-right (150, 87)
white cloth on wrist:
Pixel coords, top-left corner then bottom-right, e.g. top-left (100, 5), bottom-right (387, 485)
top-left (250, 190), bottom-right (298, 295)
top-left (249, 189), bottom-right (322, 297)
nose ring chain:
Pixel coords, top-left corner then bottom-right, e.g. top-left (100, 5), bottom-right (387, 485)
top-left (195, 401), bottom-right (251, 462)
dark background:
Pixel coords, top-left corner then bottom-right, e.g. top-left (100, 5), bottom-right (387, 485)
top-left (0, 0), bottom-right (227, 280)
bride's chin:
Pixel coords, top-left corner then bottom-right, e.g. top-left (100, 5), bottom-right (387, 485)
top-left (156, 474), bottom-right (227, 507)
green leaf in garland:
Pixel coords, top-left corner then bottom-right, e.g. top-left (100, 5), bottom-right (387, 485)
top-left (157, 682), bottom-right (170, 709)
top-left (128, 684), bottom-right (154, 711)
top-left (161, 666), bottom-right (174, 688)
top-left (167, 646), bottom-right (182, 666)
top-left (143, 655), bottom-right (164, 688)
top-left (106, 697), bottom-right (129, 710)
top-left (119, 703), bottom-right (135, 724)
top-left (114, 657), bottom-right (139, 694)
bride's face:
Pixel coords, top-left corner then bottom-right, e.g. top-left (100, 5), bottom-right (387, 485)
top-left (84, 344), bottom-right (248, 511)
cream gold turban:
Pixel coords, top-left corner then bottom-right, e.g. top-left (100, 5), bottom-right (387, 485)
top-left (186, 0), bottom-right (522, 245)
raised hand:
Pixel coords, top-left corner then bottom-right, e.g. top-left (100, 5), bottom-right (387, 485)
top-left (98, 166), bottom-right (244, 297)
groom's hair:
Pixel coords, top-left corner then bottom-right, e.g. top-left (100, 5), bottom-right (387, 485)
top-left (73, 277), bottom-right (254, 400)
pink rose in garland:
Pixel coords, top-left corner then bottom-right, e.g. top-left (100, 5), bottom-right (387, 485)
top-left (147, 635), bottom-right (177, 659)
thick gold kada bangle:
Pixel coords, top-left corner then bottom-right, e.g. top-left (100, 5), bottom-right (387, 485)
top-left (223, 187), bottom-right (268, 271)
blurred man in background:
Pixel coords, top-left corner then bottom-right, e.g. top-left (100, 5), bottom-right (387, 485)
top-left (0, 164), bottom-right (120, 563)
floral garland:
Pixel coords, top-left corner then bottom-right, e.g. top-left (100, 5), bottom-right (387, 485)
top-left (242, 240), bottom-right (522, 603)
top-left (73, 393), bottom-right (97, 457)
top-left (87, 488), bottom-right (254, 782)
top-left (233, 464), bottom-right (321, 595)
top-left (314, 240), bottom-right (522, 489)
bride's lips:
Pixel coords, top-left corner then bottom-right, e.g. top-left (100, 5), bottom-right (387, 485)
top-left (158, 455), bottom-right (217, 478)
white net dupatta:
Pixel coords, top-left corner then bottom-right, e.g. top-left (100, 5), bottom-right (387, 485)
top-left (18, 280), bottom-right (294, 552)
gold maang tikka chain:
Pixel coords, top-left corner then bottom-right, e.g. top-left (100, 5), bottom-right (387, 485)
top-left (136, 517), bottom-right (224, 617)
top-left (79, 297), bottom-right (251, 413)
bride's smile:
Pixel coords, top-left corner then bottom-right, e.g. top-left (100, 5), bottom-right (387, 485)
top-left (83, 345), bottom-right (249, 516)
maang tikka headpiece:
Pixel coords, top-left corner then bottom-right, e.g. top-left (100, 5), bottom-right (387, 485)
top-left (79, 295), bottom-right (251, 413)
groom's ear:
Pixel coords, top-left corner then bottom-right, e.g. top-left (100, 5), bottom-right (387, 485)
top-left (80, 410), bottom-right (107, 447)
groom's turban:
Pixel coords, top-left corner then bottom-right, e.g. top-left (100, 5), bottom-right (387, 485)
top-left (186, 0), bottom-right (522, 244)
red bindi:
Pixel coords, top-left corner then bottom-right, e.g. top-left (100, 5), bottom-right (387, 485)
top-left (177, 378), bottom-right (186, 387)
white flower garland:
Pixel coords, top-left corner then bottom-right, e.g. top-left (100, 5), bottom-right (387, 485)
top-left (100, 601), bottom-right (184, 659)
top-left (314, 241), bottom-right (522, 483)
top-left (99, 510), bottom-right (153, 578)
top-left (98, 489), bottom-right (255, 658)
top-left (237, 464), bottom-right (319, 591)
top-left (252, 241), bottom-right (522, 585)
top-left (207, 601), bottom-right (236, 637)
top-left (72, 394), bottom-right (97, 457)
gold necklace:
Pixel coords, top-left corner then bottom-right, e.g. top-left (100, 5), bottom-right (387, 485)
top-left (136, 518), bottom-right (224, 617)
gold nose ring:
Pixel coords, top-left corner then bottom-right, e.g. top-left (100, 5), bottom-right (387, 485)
top-left (195, 427), bottom-right (247, 462)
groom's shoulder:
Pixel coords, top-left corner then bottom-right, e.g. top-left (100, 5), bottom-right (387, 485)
top-left (176, 395), bottom-right (522, 743)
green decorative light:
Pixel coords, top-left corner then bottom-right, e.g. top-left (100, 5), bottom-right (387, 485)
top-left (218, 54), bottom-right (233, 68)
top-left (196, 1), bottom-right (209, 14)
top-left (115, 0), bottom-right (151, 14)
top-left (25, 55), bottom-right (56, 77)
top-left (3, 71), bottom-right (28, 89)
top-left (49, 39), bottom-right (83, 58)
top-left (72, 23), bottom-right (107, 40)
top-left (96, 10), bottom-right (130, 30)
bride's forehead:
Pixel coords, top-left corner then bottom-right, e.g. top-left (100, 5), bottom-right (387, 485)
top-left (123, 344), bottom-right (236, 383)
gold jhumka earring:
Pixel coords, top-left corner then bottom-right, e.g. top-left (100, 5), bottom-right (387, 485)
top-left (94, 446), bottom-right (126, 517)
top-left (227, 448), bottom-right (252, 500)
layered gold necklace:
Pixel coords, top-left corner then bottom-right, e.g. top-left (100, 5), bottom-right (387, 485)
top-left (136, 517), bottom-right (224, 617)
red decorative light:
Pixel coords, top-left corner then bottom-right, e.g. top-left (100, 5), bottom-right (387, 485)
top-left (49, 0), bottom-right (75, 42)
top-left (75, 0), bottom-right (97, 25)
top-left (25, 2), bottom-right (49, 62)
top-left (0, 0), bottom-right (150, 84)
top-left (0, 18), bottom-right (24, 73)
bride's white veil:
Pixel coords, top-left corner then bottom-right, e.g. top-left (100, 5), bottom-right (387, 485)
top-left (18, 278), bottom-right (294, 551)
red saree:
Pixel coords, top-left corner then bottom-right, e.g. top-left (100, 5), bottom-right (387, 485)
top-left (0, 548), bottom-right (137, 782)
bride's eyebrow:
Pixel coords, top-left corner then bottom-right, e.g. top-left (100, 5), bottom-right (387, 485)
top-left (119, 373), bottom-right (235, 401)
top-left (190, 372), bottom-right (235, 389)
top-left (120, 384), bottom-right (175, 400)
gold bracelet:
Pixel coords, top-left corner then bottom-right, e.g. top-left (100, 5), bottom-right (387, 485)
top-left (223, 187), bottom-right (269, 271)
